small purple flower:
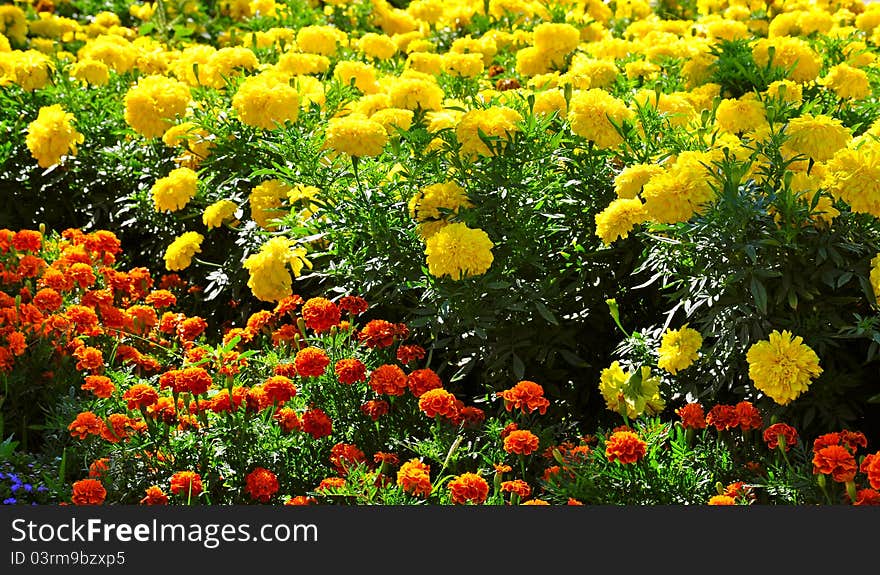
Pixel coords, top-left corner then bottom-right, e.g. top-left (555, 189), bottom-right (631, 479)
top-left (10, 484), bottom-right (20, 492)
top-left (2, 498), bottom-right (15, 505)
top-left (23, 484), bottom-right (33, 492)
top-left (37, 485), bottom-right (48, 493)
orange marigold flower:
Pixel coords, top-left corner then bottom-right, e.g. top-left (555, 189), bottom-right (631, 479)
top-left (861, 453), bottom-right (880, 490)
top-left (853, 488), bottom-right (880, 506)
top-left (66, 305), bottom-right (100, 334)
top-left (841, 430), bottom-right (868, 453)
top-left (6, 331), bottom-right (26, 356)
top-left (170, 471), bottom-right (203, 498)
top-left (604, 430), bottom-right (647, 464)
top-left (503, 429), bottom-right (540, 456)
top-left (294, 347), bottom-right (330, 377)
top-left (706, 404), bottom-right (738, 432)
top-left (285, 495), bottom-right (317, 505)
top-left (245, 386), bottom-right (270, 412)
top-left (369, 364), bottom-right (408, 396)
top-left (67, 262), bottom-right (96, 289)
top-left (245, 467), bottom-right (280, 503)
top-left (397, 344), bottom-right (426, 365)
top-left (675, 402), bottom-right (707, 429)
top-left (12, 230), bottom-right (42, 252)
top-left (100, 413), bottom-right (138, 443)
top-left (448, 472), bottom-right (489, 505)
top-left (813, 432), bottom-right (841, 451)
top-left (32, 288), bottom-right (62, 311)
top-left (316, 477), bottom-right (346, 493)
top-left (126, 304), bottom-right (158, 334)
top-left (407, 368), bottom-right (443, 397)
top-left (263, 375), bottom-right (297, 404)
top-left (81, 375), bottom-right (115, 399)
top-left (140, 485), bottom-right (169, 505)
top-left (145, 289), bottom-right (177, 308)
top-left (68, 411), bottom-right (103, 439)
top-left (177, 316), bottom-right (208, 342)
top-left (521, 499), bottom-right (551, 505)
top-left (330, 442), bottom-right (367, 475)
top-left (360, 399), bottom-right (389, 421)
top-left (358, 319), bottom-right (397, 348)
top-left (500, 422), bottom-right (518, 440)
top-left (567, 498), bottom-right (584, 505)
top-left (301, 408), bottom-right (333, 439)
top-left (301, 297), bottom-right (341, 333)
top-left (812, 445), bottom-right (857, 482)
top-left (89, 458), bottom-right (109, 478)
top-left (397, 458), bottom-right (432, 497)
top-left (176, 366), bottom-right (213, 396)
top-left (335, 358), bottom-right (367, 385)
top-left (158, 311), bottom-right (184, 334)
top-left (497, 380), bottom-right (550, 415)
top-left (458, 405), bottom-right (486, 428)
top-left (71, 479), bottom-right (106, 505)
top-left (273, 362), bottom-right (297, 378)
top-left (418, 388), bottom-right (459, 419)
top-left (707, 495), bottom-right (736, 505)
top-left (501, 479), bottom-right (532, 499)
top-left (212, 387), bottom-right (248, 414)
top-left (763, 423), bottom-right (798, 452)
top-left (374, 452), bottom-right (400, 466)
top-left (273, 294), bottom-right (305, 317)
top-left (73, 345), bottom-right (103, 373)
top-left (17, 255), bottom-right (47, 279)
top-left (146, 397), bottom-right (176, 425)
top-left (246, 310), bottom-right (275, 335)
top-left (735, 401), bottom-right (763, 431)
top-left (338, 295), bottom-right (368, 315)
top-left (273, 407), bottom-right (301, 433)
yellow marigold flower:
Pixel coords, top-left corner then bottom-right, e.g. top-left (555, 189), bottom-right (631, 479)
top-left (203, 199), bottom-right (238, 229)
top-left (441, 52), bottom-right (484, 78)
top-left (533, 22), bottom-right (581, 58)
top-left (151, 167), bottom-right (198, 213)
top-left (567, 55), bottom-right (618, 89)
top-left (25, 104), bottom-right (84, 169)
top-left (531, 89), bottom-right (567, 117)
top-left (641, 151), bottom-right (716, 224)
top-left (164, 231), bottom-right (203, 271)
top-left (77, 35), bottom-right (138, 74)
top-left (568, 89), bottom-right (634, 149)
top-left (204, 46), bottom-right (259, 89)
top-left (424, 222), bottom-right (493, 280)
top-left (370, 108), bottom-right (414, 134)
top-left (614, 163), bottom-right (663, 199)
top-left (296, 25), bottom-right (346, 56)
top-left (250, 179), bottom-right (292, 229)
top-left (764, 79), bottom-right (802, 104)
top-left (409, 181), bottom-right (472, 224)
top-left (335, 60), bottom-right (380, 93)
top-left (746, 330), bottom-right (822, 406)
top-left (232, 72), bottom-right (300, 130)
top-left (358, 33), bottom-right (397, 60)
top-left (515, 47), bottom-right (553, 77)
top-left (275, 52), bottom-right (330, 76)
top-left (870, 254), bottom-right (880, 306)
top-left (123, 74), bottom-right (192, 139)
top-left (624, 59), bottom-right (660, 80)
top-left (823, 139), bottom-right (880, 218)
top-left (819, 63), bottom-right (871, 100)
top-left (714, 96), bottom-right (767, 135)
top-left (752, 37), bottom-right (821, 84)
top-left (783, 114), bottom-right (851, 163)
top-left (405, 52), bottom-right (443, 75)
top-left (456, 107), bottom-right (522, 158)
top-left (0, 5), bottom-right (28, 45)
top-left (598, 361), bottom-right (665, 419)
top-left (594, 198), bottom-right (647, 245)
top-left (243, 236), bottom-right (312, 302)
top-left (657, 325), bottom-right (702, 375)
top-left (162, 121), bottom-right (214, 162)
top-left (407, 0), bottom-right (443, 24)
top-left (2, 49), bottom-right (52, 91)
top-left (388, 76), bottom-right (445, 111)
top-left (70, 59), bottom-right (109, 86)
top-left (324, 114), bottom-right (388, 158)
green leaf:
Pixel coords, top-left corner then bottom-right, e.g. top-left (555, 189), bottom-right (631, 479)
top-left (750, 276), bottom-right (767, 315)
top-left (512, 353), bottom-right (525, 380)
top-left (534, 301), bottom-right (559, 326)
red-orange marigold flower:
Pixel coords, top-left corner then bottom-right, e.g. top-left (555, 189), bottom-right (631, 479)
top-left (294, 347), bottom-right (330, 377)
top-left (706, 404), bottom-right (738, 432)
top-left (861, 453), bottom-right (880, 490)
top-left (334, 358), bottom-right (367, 385)
top-left (12, 230), bottom-right (42, 252)
top-left (841, 430), bottom-right (868, 453)
top-left (358, 319), bottom-right (397, 348)
top-left (273, 407), bottom-right (301, 433)
top-left (812, 445), bottom-right (857, 483)
top-left (33, 288), bottom-right (62, 311)
top-left (497, 380), bottom-right (550, 415)
top-left (360, 399), bottom-right (389, 421)
top-left (73, 346), bottom-right (103, 373)
top-left (145, 289), bottom-right (177, 308)
top-left (68, 411), bottom-right (103, 439)
top-left (813, 432), bottom-right (840, 451)
top-left (397, 459), bottom-right (432, 497)
top-left (338, 295), bottom-right (368, 315)
top-left (604, 430), bottom-right (647, 464)
top-left (176, 366), bottom-right (213, 396)
top-left (763, 423), bottom-right (798, 452)
top-left (853, 488), bottom-right (880, 506)
top-left (89, 458), bottom-right (109, 479)
top-left (245, 467), bottom-right (280, 503)
top-left (82, 375), bottom-right (115, 399)
top-left (707, 495), bottom-right (736, 506)
top-left (71, 479), bottom-right (106, 505)
top-left (369, 364), bottom-right (408, 396)
top-left (396, 344), bottom-right (426, 365)
top-left (140, 486), bottom-right (169, 505)
top-left (301, 297), bottom-right (341, 333)
top-left (329, 443), bottom-right (367, 475)
top-left (734, 401), bottom-right (763, 432)
top-left (170, 471), bottom-right (203, 498)
top-left (301, 408), bottom-right (333, 439)
top-left (178, 316), bottom-right (208, 342)
top-left (418, 388), bottom-right (459, 419)
top-left (448, 472), bottom-right (489, 505)
top-left (407, 368), bottom-right (443, 397)
top-left (273, 294), bottom-right (304, 317)
top-left (263, 375), bottom-right (297, 404)
top-left (285, 495), bottom-right (317, 505)
top-left (503, 429), bottom-right (540, 456)
top-left (316, 477), bottom-right (345, 493)
top-left (501, 479), bottom-right (531, 499)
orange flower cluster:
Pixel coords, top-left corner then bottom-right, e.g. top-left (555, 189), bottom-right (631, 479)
top-left (397, 459), bottom-right (432, 497)
top-left (334, 358), bottom-right (367, 385)
top-left (71, 479), bottom-right (106, 505)
top-left (497, 380), bottom-right (550, 415)
top-left (448, 472), bottom-right (489, 505)
top-left (763, 423), bottom-right (799, 452)
top-left (245, 467), bottom-right (280, 503)
top-left (170, 471), bottom-right (203, 498)
top-left (675, 402), bottom-right (707, 429)
top-left (406, 368), bottom-right (443, 397)
top-left (811, 431), bottom-right (870, 486)
top-left (358, 319), bottom-right (407, 348)
top-left (139, 486), bottom-right (169, 505)
top-left (329, 443), bottom-right (367, 475)
top-left (301, 297), bottom-right (340, 333)
top-left (604, 430), bottom-right (647, 464)
top-left (500, 479), bottom-right (531, 500)
top-left (418, 388), bottom-right (459, 419)
top-left (503, 429), bottom-right (540, 456)
top-left (294, 347), bottom-right (330, 377)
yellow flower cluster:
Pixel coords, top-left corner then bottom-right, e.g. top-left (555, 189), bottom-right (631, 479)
top-left (455, 106), bottom-right (522, 158)
top-left (409, 181), bottom-right (473, 240)
top-left (746, 330), bottom-right (822, 406)
top-left (243, 236), bottom-right (312, 302)
top-left (598, 361), bottom-right (665, 420)
top-left (324, 114), bottom-right (389, 158)
top-left (123, 74), bottom-right (192, 139)
top-left (151, 167), bottom-right (199, 213)
top-left (25, 104), bottom-right (84, 168)
top-left (568, 89), bottom-right (634, 149)
top-left (202, 199), bottom-right (238, 229)
top-left (424, 222), bottom-right (494, 280)
top-left (163, 231), bottom-right (204, 271)
top-left (231, 71), bottom-right (300, 130)
top-left (656, 325), bottom-right (703, 375)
